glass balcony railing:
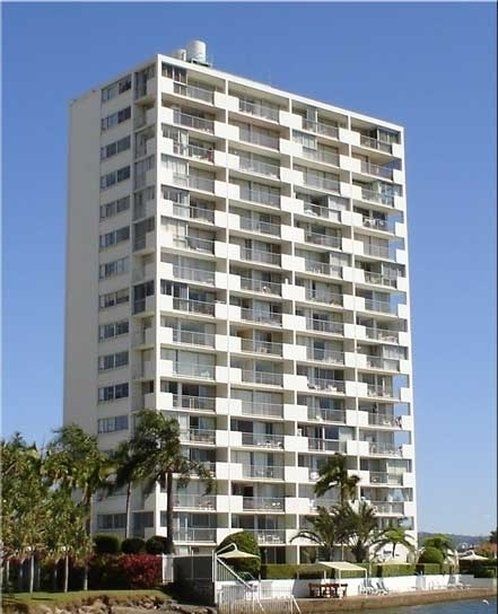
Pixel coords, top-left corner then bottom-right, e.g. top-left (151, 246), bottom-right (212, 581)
top-left (172, 110), bottom-right (214, 133)
top-left (240, 370), bottom-right (283, 386)
top-left (306, 318), bottom-right (344, 335)
top-left (303, 119), bottom-right (339, 139)
top-left (304, 261), bottom-right (341, 277)
top-left (173, 394), bottom-right (216, 412)
top-left (173, 81), bottom-right (215, 104)
top-left (173, 364), bottom-right (215, 379)
top-left (362, 217), bottom-right (389, 232)
top-left (361, 189), bottom-right (395, 207)
top-left (306, 378), bottom-right (345, 393)
top-left (239, 157), bottom-right (280, 178)
top-left (239, 99), bottom-right (280, 122)
top-left (307, 407), bottom-right (346, 423)
top-left (172, 329), bottom-right (215, 347)
top-left (175, 528), bottom-right (216, 542)
top-left (239, 186), bottom-right (280, 208)
top-left (240, 248), bottom-right (280, 266)
top-left (172, 265), bottom-right (215, 285)
top-left (172, 141), bottom-right (214, 162)
top-left (360, 160), bottom-right (394, 180)
top-left (239, 217), bottom-right (280, 236)
top-left (305, 232), bottom-right (342, 249)
top-left (365, 384), bottom-right (396, 399)
top-left (305, 289), bottom-right (343, 306)
top-left (368, 442), bottom-right (403, 457)
top-left (302, 174), bottom-right (340, 193)
top-left (302, 148), bottom-right (340, 166)
top-left (363, 272), bottom-right (397, 288)
top-left (172, 173), bottom-right (215, 193)
top-left (364, 356), bottom-right (399, 371)
top-left (239, 276), bottom-right (281, 296)
top-left (367, 413), bottom-right (403, 427)
top-left (359, 134), bottom-right (393, 153)
top-left (362, 298), bottom-right (395, 314)
top-left (240, 338), bottom-right (283, 356)
top-left (369, 472), bottom-right (403, 485)
top-left (240, 308), bottom-right (282, 326)
top-left (371, 501), bottom-right (404, 514)
top-left (364, 327), bottom-right (399, 343)
top-left (241, 465), bottom-right (285, 480)
top-left (308, 438), bottom-right (347, 453)
top-left (240, 402), bottom-right (283, 418)
top-left (306, 348), bottom-right (345, 365)
top-left (170, 203), bottom-right (215, 223)
top-left (172, 297), bottom-right (215, 316)
top-left (173, 235), bottom-right (215, 254)
top-left (238, 128), bottom-right (280, 150)
top-left (242, 497), bottom-right (284, 511)
top-left (240, 432), bottom-right (284, 449)
top-left (362, 244), bottom-right (391, 259)
top-left (174, 494), bottom-right (216, 509)
top-left (180, 428), bottom-right (216, 444)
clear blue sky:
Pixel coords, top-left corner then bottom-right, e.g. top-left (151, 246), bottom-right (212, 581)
top-left (2, 2), bottom-right (496, 535)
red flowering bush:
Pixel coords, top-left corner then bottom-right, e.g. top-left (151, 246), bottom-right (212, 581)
top-left (119, 554), bottom-right (162, 588)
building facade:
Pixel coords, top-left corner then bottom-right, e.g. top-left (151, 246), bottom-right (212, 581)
top-left (65, 42), bottom-right (417, 563)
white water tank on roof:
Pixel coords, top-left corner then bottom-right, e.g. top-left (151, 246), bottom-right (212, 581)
top-left (186, 40), bottom-right (207, 64)
top-left (171, 48), bottom-right (187, 61)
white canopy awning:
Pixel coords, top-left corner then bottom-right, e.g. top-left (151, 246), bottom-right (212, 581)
top-left (318, 561), bottom-right (368, 578)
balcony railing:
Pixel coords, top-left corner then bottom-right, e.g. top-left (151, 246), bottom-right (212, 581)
top-left (303, 119), bottom-right (339, 139)
top-left (364, 327), bottom-right (399, 343)
top-left (244, 529), bottom-right (286, 545)
top-left (371, 501), bottom-right (404, 514)
top-left (240, 402), bottom-right (283, 418)
top-left (172, 110), bottom-right (214, 133)
top-left (359, 134), bottom-right (393, 153)
top-left (307, 407), bottom-right (346, 423)
top-left (241, 248), bottom-right (281, 266)
top-left (368, 442), bottom-right (402, 457)
top-left (180, 428), bottom-right (216, 444)
top-left (369, 472), bottom-right (403, 485)
top-left (172, 141), bottom-right (214, 162)
top-left (302, 174), bottom-right (340, 193)
top-left (305, 289), bottom-right (343, 306)
top-left (240, 277), bottom-right (281, 296)
top-left (240, 432), bottom-right (284, 449)
top-left (173, 235), bottom-right (215, 254)
top-left (241, 370), bottom-right (283, 386)
top-left (175, 528), bottom-right (216, 542)
top-left (173, 81), bottom-right (215, 104)
top-left (238, 127), bottom-right (280, 150)
top-left (308, 438), bottom-right (347, 453)
top-left (172, 297), bottom-right (215, 316)
top-left (172, 329), bottom-right (215, 347)
top-left (362, 244), bottom-right (391, 259)
top-left (305, 232), bottom-right (342, 249)
top-left (304, 261), bottom-right (342, 277)
top-left (240, 308), bottom-right (282, 326)
top-left (362, 298), bottom-right (395, 314)
top-left (171, 202), bottom-right (215, 223)
top-left (306, 348), bottom-right (345, 365)
top-left (365, 356), bottom-right (399, 371)
top-left (173, 173), bottom-right (215, 193)
top-left (239, 99), bottom-right (280, 121)
top-left (362, 217), bottom-right (389, 232)
top-left (240, 338), bottom-right (283, 356)
top-left (239, 186), bottom-right (280, 208)
top-left (239, 157), bottom-right (280, 178)
top-left (239, 217), bottom-right (280, 236)
top-left (302, 148), bottom-right (340, 166)
top-left (366, 384), bottom-right (396, 399)
top-left (361, 189), bottom-right (395, 207)
top-left (302, 202), bottom-right (342, 222)
top-left (306, 318), bottom-right (343, 335)
top-left (174, 494), bottom-right (216, 509)
top-left (307, 378), bottom-right (345, 393)
top-left (360, 161), bottom-right (393, 180)
top-left (173, 394), bottom-right (216, 412)
top-left (173, 364), bottom-right (215, 380)
top-left (363, 272), bottom-right (397, 288)
top-left (242, 497), bottom-right (284, 511)
top-left (172, 265), bottom-right (215, 285)
top-left (367, 413), bottom-right (403, 427)
top-left (241, 465), bottom-right (285, 480)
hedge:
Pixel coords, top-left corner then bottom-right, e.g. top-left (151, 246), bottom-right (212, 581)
top-left (122, 538), bottom-right (146, 554)
top-left (261, 564), bottom-right (369, 580)
top-left (93, 534), bottom-right (121, 555)
top-left (88, 554), bottom-right (161, 589)
top-left (145, 536), bottom-right (169, 555)
top-left (217, 532), bottom-right (261, 576)
top-left (415, 563), bottom-right (441, 575)
top-left (417, 547), bottom-right (444, 566)
top-left (474, 567), bottom-right (497, 578)
top-left (376, 564), bottom-right (415, 577)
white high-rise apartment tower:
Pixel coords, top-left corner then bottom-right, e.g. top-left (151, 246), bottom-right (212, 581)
top-left (65, 41), bottom-right (417, 563)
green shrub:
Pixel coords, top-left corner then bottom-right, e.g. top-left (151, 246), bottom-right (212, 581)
top-left (217, 531), bottom-right (261, 576)
top-left (416, 563), bottom-right (441, 575)
top-left (474, 567), bottom-right (497, 578)
top-left (377, 563), bottom-right (415, 577)
top-left (145, 536), bottom-right (169, 554)
top-left (418, 547), bottom-right (444, 566)
top-left (262, 564), bottom-right (329, 580)
top-left (121, 537), bottom-right (146, 554)
top-left (93, 534), bottom-right (121, 555)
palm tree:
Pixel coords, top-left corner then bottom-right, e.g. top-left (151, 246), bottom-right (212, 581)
top-left (422, 534), bottom-right (455, 561)
top-left (291, 507), bottom-right (347, 562)
top-left (489, 530), bottom-right (497, 544)
top-left (341, 501), bottom-right (384, 563)
top-left (314, 454), bottom-right (360, 506)
top-left (373, 526), bottom-right (415, 560)
top-left (128, 410), bottom-right (214, 554)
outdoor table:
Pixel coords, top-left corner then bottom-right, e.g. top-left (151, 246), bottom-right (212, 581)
top-left (308, 582), bottom-right (348, 598)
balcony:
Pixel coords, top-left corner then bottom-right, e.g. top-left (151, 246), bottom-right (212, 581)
top-left (241, 248), bottom-right (281, 266)
top-left (302, 148), bottom-right (340, 166)
top-left (305, 232), bottom-right (342, 249)
top-left (172, 141), bottom-right (214, 162)
top-left (360, 161), bottom-right (393, 180)
top-left (305, 289), bottom-right (343, 306)
top-left (173, 235), bottom-right (215, 254)
top-left (359, 134), bottom-right (393, 154)
top-left (371, 501), bottom-right (404, 514)
top-left (175, 528), bottom-right (216, 542)
top-left (242, 497), bottom-right (285, 512)
top-left (305, 318), bottom-right (343, 335)
top-left (363, 272), bottom-right (396, 288)
top-left (362, 217), bottom-right (389, 232)
top-left (240, 338), bottom-right (283, 356)
top-left (239, 99), bottom-right (279, 122)
top-left (361, 189), bottom-right (395, 207)
top-left (240, 402), bottom-right (283, 419)
top-left (241, 465), bottom-right (285, 480)
top-left (240, 308), bottom-right (282, 326)
top-left (305, 348), bottom-right (345, 365)
top-left (307, 407), bottom-right (346, 423)
top-left (364, 356), bottom-right (399, 372)
top-left (239, 157), bottom-right (280, 178)
top-left (362, 299), bottom-right (395, 314)
top-left (173, 111), bottom-right (214, 133)
top-left (368, 442), bottom-right (402, 457)
top-left (240, 370), bottom-right (283, 386)
top-left (239, 186), bottom-right (280, 208)
top-left (301, 200), bottom-right (344, 222)
top-left (366, 384), bottom-right (396, 399)
top-left (239, 276), bottom-right (281, 296)
top-left (307, 378), bottom-right (345, 393)
top-left (172, 297), bottom-right (215, 316)
top-left (304, 261), bottom-right (341, 277)
top-left (173, 173), bottom-right (215, 193)
top-left (172, 265), bottom-right (215, 285)
top-left (302, 174), bottom-right (340, 193)
top-left (239, 217), bottom-right (280, 236)
top-left (369, 472), bottom-right (403, 485)
top-left (173, 363), bottom-right (215, 380)
top-left (180, 428), bottom-right (216, 445)
top-left (362, 244), bottom-right (391, 260)
top-left (173, 81), bottom-right (215, 104)
top-left (172, 329), bottom-right (215, 348)
top-left (308, 438), bottom-right (347, 453)
top-left (174, 494), bottom-right (216, 510)
top-left (250, 529), bottom-right (286, 545)
top-left (367, 413), bottom-right (402, 428)
top-left (364, 327), bottom-right (399, 344)
top-left (238, 127), bottom-right (279, 150)
top-left (173, 394), bottom-right (216, 412)
top-left (169, 202), bottom-right (215, 224)
top-left (302, 119), bottom-right (339, 139)
top-left (240, 432), bottom-right (284, 449)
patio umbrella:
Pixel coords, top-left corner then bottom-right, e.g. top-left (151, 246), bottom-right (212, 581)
top-left (217, 545), bottom-right (260, 559)
top-left (458, 550), bottom-right (489, 561)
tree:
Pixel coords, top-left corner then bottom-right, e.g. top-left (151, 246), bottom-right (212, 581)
top-left (128, 410), bottom-right (214, 554)
top-left (108, 440), bottom-right (143, 539)
top-left (373, 526), bottom-right (415, 560)
top-left (489, 530), bottom-right (497, 544)
top-left (314, 454), bottom-right (360, 506)
top-left (217, 531), bottom-right (261, 576)
top-left (291, 507), bottom-right (347, 562)
top-left (422, 534), bottom-right (455, 562)
top-left (341, 501), bottom-right (384, 563)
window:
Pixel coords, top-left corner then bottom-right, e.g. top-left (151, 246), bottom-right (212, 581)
top-left (101, 75), bottom-right (132, 102)
top-left (99, 288), bottom-right (129, 310)
top-left (97, 513), bottom-right (127, 530)
top-left (99, 256), bottom-right (129, 279)
top-left (100, 166), bottom-right (131, 190)
top-left (133, 280), bottom-right (155, 314)
top-left (162, 63), bottom-right (187, 82)
top-left (97, 383), bottom-right (129, 403)
top-left (100, 135), bottom-right (131, 160)
top-left (97, 415), bottom-right (129, 434)
top-left (98, 351), bottom-right (129, 371)
top-left (99, 226), bottom-right (130, 249)
top-left (100, 196), bottom-right (130, 220)
top-left (101, 106), bottom-right (131, 131)
top-left (98, 319), bottom-right (129, 341)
